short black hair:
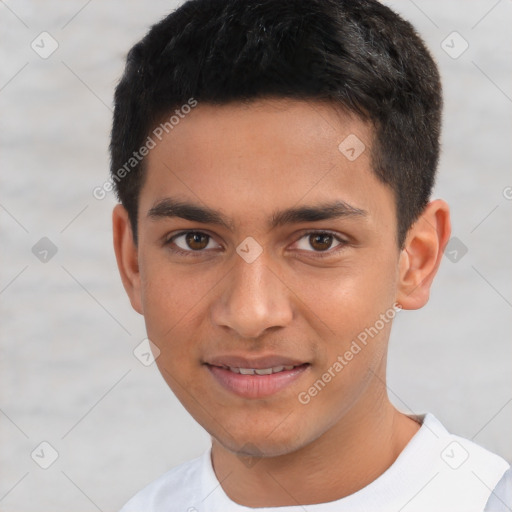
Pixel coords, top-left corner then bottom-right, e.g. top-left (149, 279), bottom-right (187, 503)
top-left (110, 0), bottom-right (442, 247)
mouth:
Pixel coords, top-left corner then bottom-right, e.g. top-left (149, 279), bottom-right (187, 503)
top-left (204, 356), bottom-right (310, 399)
top-left (212, 364), bottom-right (303, 375)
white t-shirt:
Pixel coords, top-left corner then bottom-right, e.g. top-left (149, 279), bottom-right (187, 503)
top-left (120, 413), bottom-right (511, 512)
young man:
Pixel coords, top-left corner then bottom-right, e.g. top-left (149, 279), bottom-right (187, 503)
top-left (111, 0), bottom-right (511, 510)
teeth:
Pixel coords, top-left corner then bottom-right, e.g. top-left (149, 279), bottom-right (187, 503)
top-left (226, 365), bottom-right (298, 375)
top-left (254, 368), bottom-right (273, 375)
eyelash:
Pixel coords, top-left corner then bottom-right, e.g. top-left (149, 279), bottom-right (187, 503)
top-left (164, 230), bottom-right (349, 259)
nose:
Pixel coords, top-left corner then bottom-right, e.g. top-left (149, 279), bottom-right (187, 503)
top-left (211, 253), bottom-right (294, 339)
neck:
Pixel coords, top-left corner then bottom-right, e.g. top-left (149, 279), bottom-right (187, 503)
top-left (210, 386), bottom-right (421, 507)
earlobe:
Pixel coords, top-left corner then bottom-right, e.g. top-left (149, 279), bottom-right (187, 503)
top-left (112, 204), bottom-right (144, 315)
top-left (396, 199), bottom-right (451, 310)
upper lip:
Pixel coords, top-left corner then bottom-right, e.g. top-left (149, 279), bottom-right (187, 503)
top-left (205, 355), bottom-right (308, 369)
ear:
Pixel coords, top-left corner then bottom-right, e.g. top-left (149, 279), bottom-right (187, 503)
top-left (112, 204), bottom-right (143, 315)
top-left (396, 199), bottom-right (451, 310)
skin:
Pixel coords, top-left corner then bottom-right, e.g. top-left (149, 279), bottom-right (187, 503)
top-left (113, 98), bottom-right (451, 506)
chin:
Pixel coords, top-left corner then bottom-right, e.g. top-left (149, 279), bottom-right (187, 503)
top-left (211, 417), bottom-right (312, 458)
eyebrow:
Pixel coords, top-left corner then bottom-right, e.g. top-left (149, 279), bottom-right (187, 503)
top-left (147, 197), bottom-right (367, 231)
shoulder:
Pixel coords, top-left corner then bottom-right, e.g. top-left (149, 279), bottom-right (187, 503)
top-left (119, 450), bottom-right (207, 512)
top-left (484, 466), bottom-right (512, 512)
top-left (405, 413), bottom-right (511, 512)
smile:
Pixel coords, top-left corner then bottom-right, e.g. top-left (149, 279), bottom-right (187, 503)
top-left (205, 361), bottom-right (310, 399)
top-left (219, 365), bottom-right (298, 375)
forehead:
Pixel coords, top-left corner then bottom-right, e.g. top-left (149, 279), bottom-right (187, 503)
top-left (140, 99), bottom-right (394, 230)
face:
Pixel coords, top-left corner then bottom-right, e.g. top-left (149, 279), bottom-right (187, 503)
top-left (119, 99), bottom-right (409, 456)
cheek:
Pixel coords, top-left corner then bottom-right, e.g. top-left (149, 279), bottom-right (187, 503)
top-left (290, 260), bottom-right (398, 337)
top-left (138, 260), bottom-right (197, 364)
top-left (139, 251), bottom-right (199, 328)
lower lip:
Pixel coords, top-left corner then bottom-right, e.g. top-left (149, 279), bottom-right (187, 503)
top-left (206, 364), bottom-right (310, 399)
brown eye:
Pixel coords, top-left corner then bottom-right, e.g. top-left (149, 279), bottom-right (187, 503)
top-left (184, 232), bottom-right (210, 250)
top-left (167, 231), bottom-right (221, 254)
top-left (294, 231), bottom-right (347, 256)
top-left (309, 233), bottom-right (334, 251)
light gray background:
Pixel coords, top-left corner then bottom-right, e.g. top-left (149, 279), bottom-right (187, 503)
top-left (0, 1), bottom-right (511, 510)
